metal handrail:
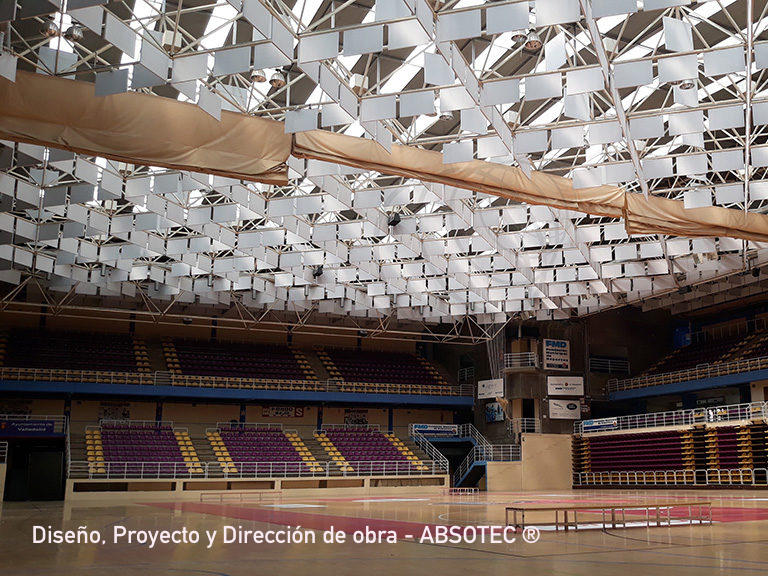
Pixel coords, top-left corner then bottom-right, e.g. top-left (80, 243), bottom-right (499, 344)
top-left (216, 422), bottom-right (283, 430)
top-left (503, 352), bottom-right (539, 369)
top-left (574, 401), bottom-right (767, 434)
top-left (589, 357), bottom-right (630, 373)
top-left (319, 423), bottom-right (381, 431)
top-left (100, 419), bottom-right (174, 429)
top-left (0, 367), bottom-right (474, 397)
top-left (0, 413), bottom-right (67, 434)
top-left (507, 418), bottom-right (541, 436)
top-left (408, 427), bottom-right (450, 473)
top-left (0, 441), bottom-right (7, 464)
top-left (575, 468), bottom-right (768, 487)
top-left (458, 366), bottom-right (475, 383)
top-left (608, 355), bottom-right (768, 392)
top-left (452, 443), bottom-right (521, 485)
top-left (455, 423), bottom-right (493, 452)
top-left (68, 459), bottom-right (447, 480)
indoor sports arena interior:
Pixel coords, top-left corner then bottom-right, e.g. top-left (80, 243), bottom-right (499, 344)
top-left (2, 0), bottom-right (768, 575)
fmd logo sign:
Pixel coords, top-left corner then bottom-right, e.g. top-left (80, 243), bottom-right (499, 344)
top-left (543, 339), bottom-right (570, 371)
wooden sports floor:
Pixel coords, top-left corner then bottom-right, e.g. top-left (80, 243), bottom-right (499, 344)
top-left (2, 489), bottom-right (768, 575)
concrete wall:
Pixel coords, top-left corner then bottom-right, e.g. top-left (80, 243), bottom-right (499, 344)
top-left (751, 379), bottom-right (768, 402)
top-left (65, 475), bottom-right (449, 502)
top-left (486, 434), bottom-right (572, 492)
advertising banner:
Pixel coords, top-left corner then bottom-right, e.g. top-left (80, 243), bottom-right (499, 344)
top-left (547, 376), bottom-right (584, 396)
top-left (548, 399), bottom-right (581, 420)
top-left (411, 424), bottom-right (458, 437)
top-left (0, 419), bottom-right (57, 437)
top-left (485, 402), bottom-right (505, 423)
top-left (477, 378), bottom-right (504, 399)
top-left (543, 339), bottom-right (570, 371)
top-left (581, 417), bottom-right (618, 433)
top-left (262, 406), bottom-right (305, 418)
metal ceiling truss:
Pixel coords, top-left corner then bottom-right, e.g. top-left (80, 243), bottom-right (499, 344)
top-left (0, 0), bottom-right (767, 331)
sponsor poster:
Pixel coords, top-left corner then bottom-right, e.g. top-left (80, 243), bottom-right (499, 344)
top-left (343, 408), bottom-right (369, 426)
top-left (0, 419), bottom-right (57, 437)
top-left (477, 378), bottom-right (504, 399)
top-left (546, 376), bottom-right (584, 396)
top-left (411, 424), bottom-right (458, 437)
top-left (485, 402), bottom-right (505, 423)
top-left (548, 399), bottom-right (581, 420)
top-left (582, 417), bottom-right (618, 432)
top-left (543, 339), bottom-right (570, 371)
top-left (98, 401), bottom-right (130, 421)
top-left (262, 406), bottom-right (305, 418)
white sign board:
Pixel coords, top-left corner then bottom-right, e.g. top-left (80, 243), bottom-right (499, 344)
top-left (549, 399), bottom-right (581, 419)
top-left (477, 378), bottom-right (504, 399)
top-left (411, 424), bottom-right (458, 437)
top-left (543, 338), bottom-right (570, 371)
top-left (547, 375), bottom-right (584, 396)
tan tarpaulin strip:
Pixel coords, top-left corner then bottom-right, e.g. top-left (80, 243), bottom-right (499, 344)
top-left (292, 130), bottom-right (625, 219)
top-left (625, 194), bottom-right (768, 242)
top-left (294, 130), bottom-right (768, 242)
top-left (2, 72), bottom-right (766, 241)
top-left (0, 72), bottom-right (292, 185)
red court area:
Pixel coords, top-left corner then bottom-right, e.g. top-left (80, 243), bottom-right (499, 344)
top-left (147, 495), bottom-right (768, 533)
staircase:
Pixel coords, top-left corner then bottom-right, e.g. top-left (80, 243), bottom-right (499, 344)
top-left (144, 338), bottom-right (170, 372)
top-left (411, 423), bottom-right (521, 488)
top-left (304, 350), bottom-right (332, 381)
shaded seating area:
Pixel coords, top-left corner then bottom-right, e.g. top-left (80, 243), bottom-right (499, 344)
top-left (208, 425), bottom-right (321, 475)
top-left (321, 349), bottom-right (447, 387)
top-left (89, 421), bottom-right (201, 476)
top-left (4, 330), bottom-right (141, 373)
top-left (584, 430), bottom-right (691, 472)
top-left (320, 426), bottom-right (428, 473)
top-left (167, 339), bottom-right (316, 381)
top-left (642, 333), bottom-right (748, 376)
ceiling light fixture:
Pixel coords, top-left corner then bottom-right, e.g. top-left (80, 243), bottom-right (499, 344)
top-left (524, 30), bottom-right (542, 51)
top-left (435, 97), bottom-right (454, 122)
top-left (511, 30), bottom-right (528, 45)
top-left (41, 20), bottom-right (59, 38)
top-left (250, 68), bottom-right (266, 83)
top-left (350, 73), bottom-right (369, 95)
top-left (63, 24), bottom-right (83, 43)
top-left (269, 71), bottom-right (286, 89)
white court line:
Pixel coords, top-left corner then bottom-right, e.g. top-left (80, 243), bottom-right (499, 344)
top-left (262, 504), bottom-right (327, 508)
top-left (352, 498), bottom-right (431, 503)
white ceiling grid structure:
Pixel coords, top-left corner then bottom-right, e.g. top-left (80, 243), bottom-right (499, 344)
top-left (0, 0), bottom-right (768, 333)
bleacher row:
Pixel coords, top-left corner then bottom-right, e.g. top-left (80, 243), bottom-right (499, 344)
top-left (573, 422), bottom-right (768, 486)
top-left (0, 330), bottom-right (450, 391)
top-left (83, 421), bottom-right (431, 478)
top-left (639, 330), bottom-right (768, 377)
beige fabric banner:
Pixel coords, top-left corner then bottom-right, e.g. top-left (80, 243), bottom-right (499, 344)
top-left (1, 72), bottom-right (765, 241)
top-left (294, 130), bottom-right (768, 242)
top-left (0, 72), bottom-right (292, 185)
top-left (292, 130), bottom-right (626, 218)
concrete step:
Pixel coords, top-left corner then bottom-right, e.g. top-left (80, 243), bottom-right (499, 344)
top-left (304, 349), bottom-right (332, 381)
top-left (144, 338), bottom-right (170, 372)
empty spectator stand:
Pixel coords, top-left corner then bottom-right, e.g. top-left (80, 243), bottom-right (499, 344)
top-left (642, 333), bottom-right (747, 376)
top-left (206, 423), bottom-right (321, 477)
top-left (573, 401), bottom-right (768, 487)
top-left (318, 425), bottom-right (430, 474)
top-left (85, 420), bottom-right (202, 477)
top-left (4, 330), bottom-right (145, 374)
top-left (163, 339), bottom-right (317, 383)
top-left (705, 425), bottom-right (753, 472)
top-left (574, 430), bottom-right (695, 474)
top-left (318, 349), bottom-right (448, 389)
